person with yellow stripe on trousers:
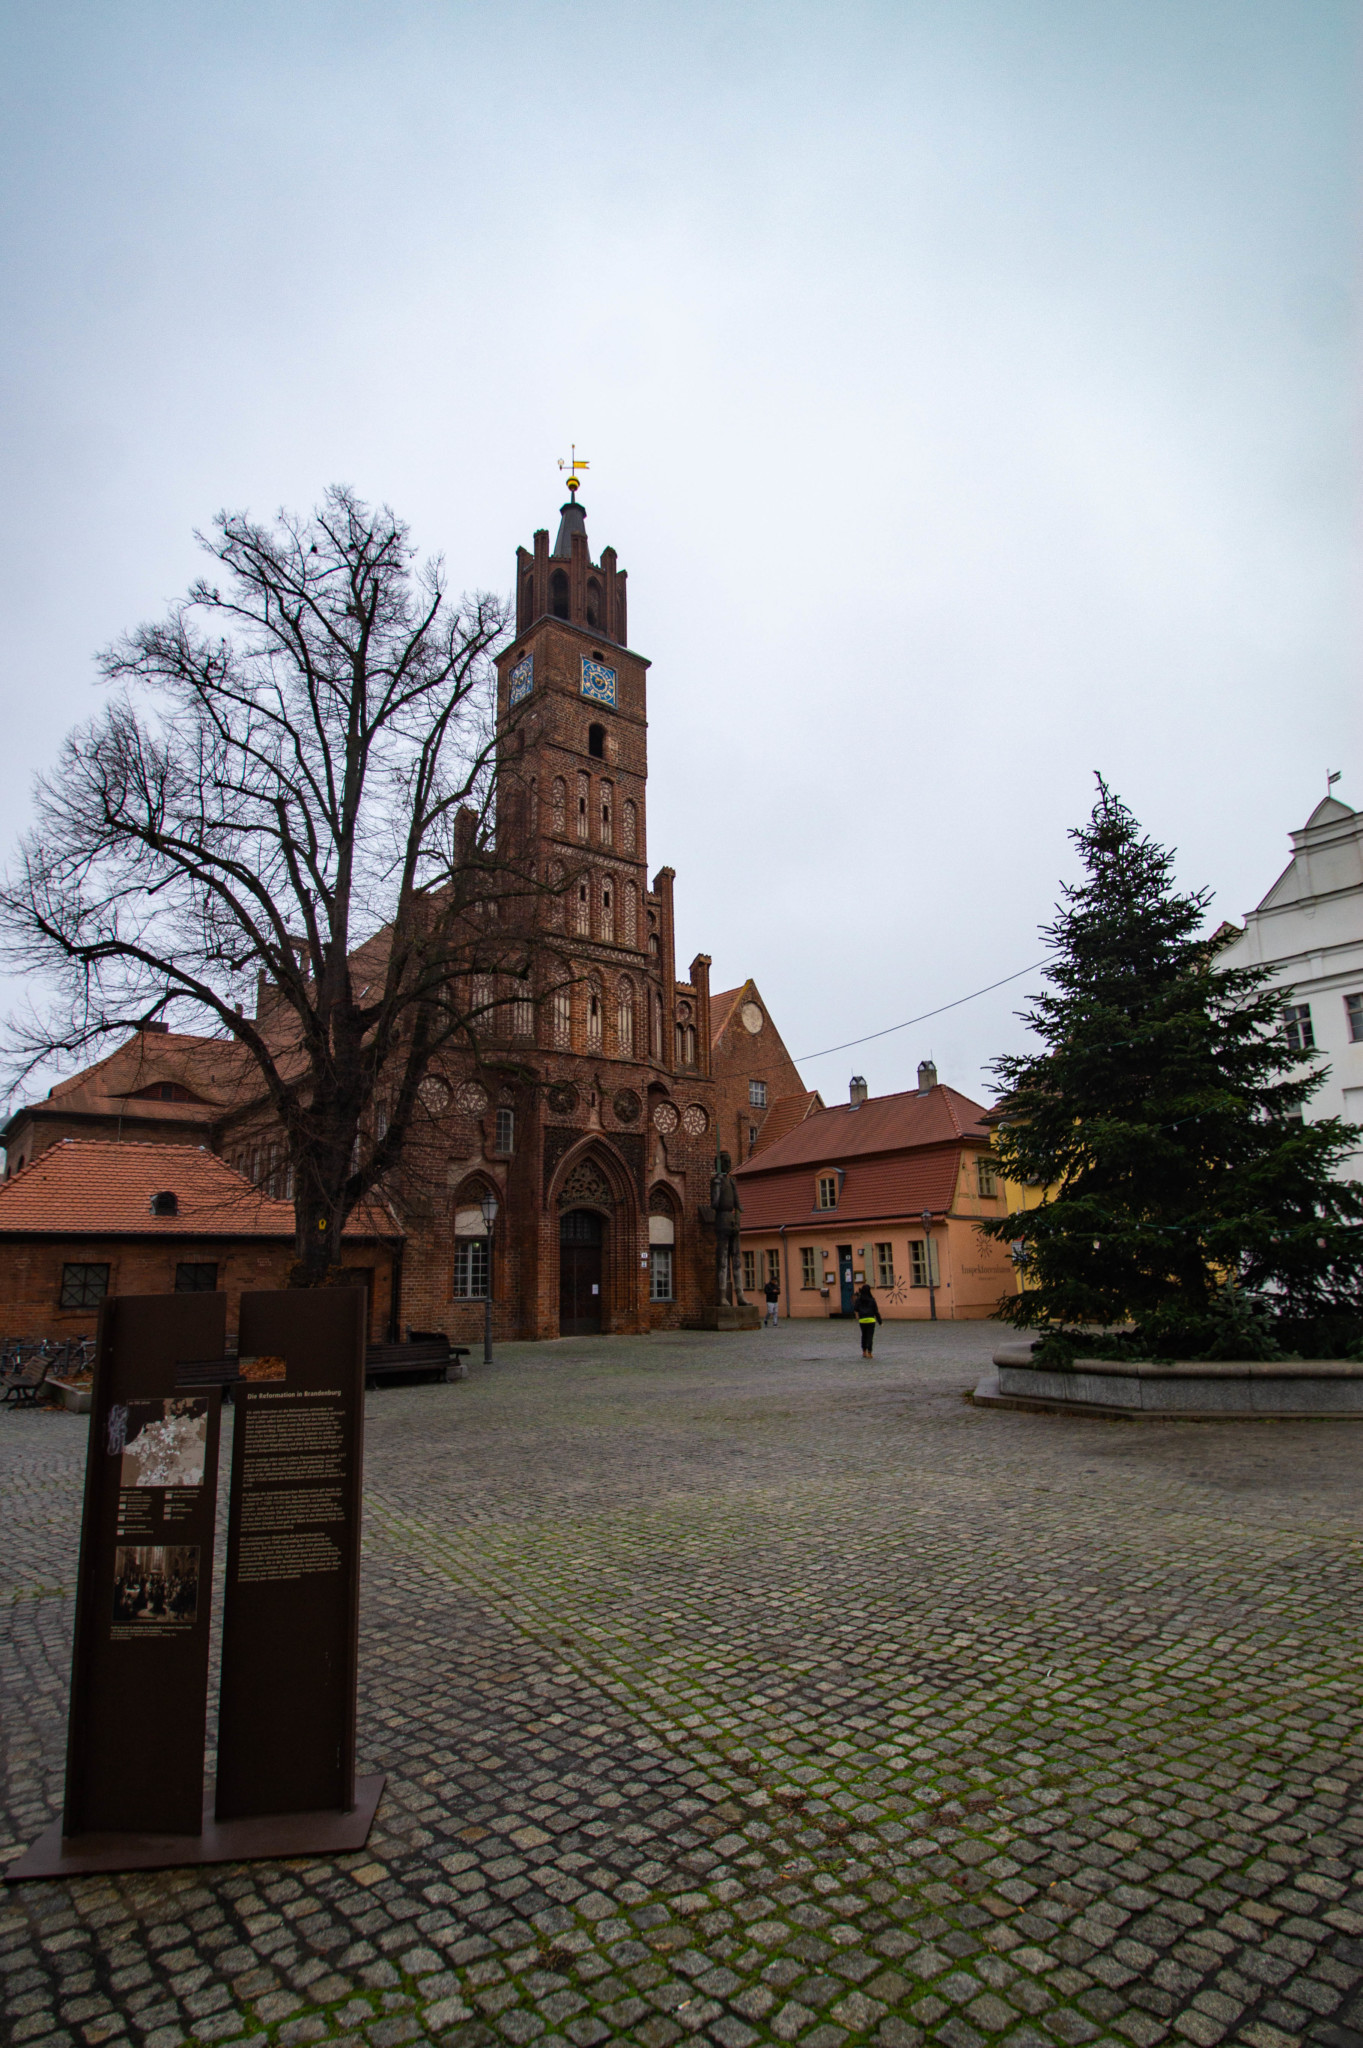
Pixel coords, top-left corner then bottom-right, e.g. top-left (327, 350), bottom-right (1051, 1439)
top-left (852, 1282), bottom-right (882, 1357)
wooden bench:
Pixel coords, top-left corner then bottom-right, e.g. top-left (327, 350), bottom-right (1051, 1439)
top-left (2, 1354), bottom-right (55, 1406)
top-left (364, 1335), bottom-right (468, 1388)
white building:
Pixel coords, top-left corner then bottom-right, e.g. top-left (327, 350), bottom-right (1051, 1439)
top-left (1219, 794), bottom-right (1363, 1165)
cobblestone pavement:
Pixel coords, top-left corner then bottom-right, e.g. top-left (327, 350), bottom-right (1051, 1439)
top-left (4, 1320), bottom-right (1363, 2048)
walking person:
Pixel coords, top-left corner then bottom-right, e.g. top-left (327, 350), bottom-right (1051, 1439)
top-left (763, 1274), bottom-right (780, 1327)
top-left (853, 1281), bottom-right (881, 1357)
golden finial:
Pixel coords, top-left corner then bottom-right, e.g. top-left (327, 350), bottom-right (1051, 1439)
top-left (557, 445), bottom-right (590, 497)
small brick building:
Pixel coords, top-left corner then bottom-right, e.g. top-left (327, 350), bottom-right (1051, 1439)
top-left (0, 490), bottom-right (806, 1343)
top-left (0, 1140), bottom-right (400, 1344)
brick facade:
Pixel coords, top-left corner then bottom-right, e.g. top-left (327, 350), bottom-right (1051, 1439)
top-left (0, 493), bottom-right (804, 1343)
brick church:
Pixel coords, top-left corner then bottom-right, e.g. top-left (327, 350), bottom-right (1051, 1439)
top-left (0, 488), bottom-right (811, 1345)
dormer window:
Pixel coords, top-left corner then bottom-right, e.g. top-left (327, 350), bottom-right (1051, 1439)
top-left (816, 1173), bottom-right (839, 1211)
top-left (150, 1190), bottom-right (179, 1217)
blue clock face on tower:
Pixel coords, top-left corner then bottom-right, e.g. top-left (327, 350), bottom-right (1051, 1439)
top-left (580, 657), bottom-right (617, 707)
top-left (508, 653), bottom-right (534, 706)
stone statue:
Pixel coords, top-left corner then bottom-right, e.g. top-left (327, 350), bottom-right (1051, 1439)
top-left (711, 1150), bottom-right (747, 1305)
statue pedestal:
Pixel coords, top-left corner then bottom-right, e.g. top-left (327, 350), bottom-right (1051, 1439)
top-left (700, 1304), bottom-right (762, 1331)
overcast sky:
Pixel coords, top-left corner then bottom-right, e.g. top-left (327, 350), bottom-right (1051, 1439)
top-left (0, 1), bottom-right (1357, 1108)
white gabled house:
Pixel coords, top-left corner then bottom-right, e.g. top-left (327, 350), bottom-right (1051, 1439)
top-left (1218, 793), bottom-right (1363, 1169)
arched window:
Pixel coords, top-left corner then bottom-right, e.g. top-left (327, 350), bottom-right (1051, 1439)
top-left (521, 571), bottom-right (534, 623)
top-left (551, 568), bottom-right (570, 619)
top-left (575, 879), bottom-right (591, 936)
top-left (601, 877), bottom-right (615, 944)
top-left (548, 857), bottom-right (565, 928)
top-left (622, 799), bottom-right (637, 854)
top-left (577, 772), bottom-right (590, 841)
top-left (624, 880), bottom-right (638, 949)
top-left (600, 780), bottom-right (613, 845)
top-left (587, 977), bottom-right (603, 1052)
top-left (452, 1180), bottom-right (495, 1299)
top-left (588, 723), bottom-right (605, 759)
top-left (651, 991), bottom-right (664, 1059)
top-left (586, 577), bottom-right (602, 628)
top-left (616, 975), bottom-right (635, 1057)
top-left (552, 986), bottom-right (572, 1048)
top-left (551, 778), bottom-right (567, 835)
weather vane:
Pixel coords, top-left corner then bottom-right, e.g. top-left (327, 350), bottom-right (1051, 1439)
top-left (558, 445), bottom-right (589, 497)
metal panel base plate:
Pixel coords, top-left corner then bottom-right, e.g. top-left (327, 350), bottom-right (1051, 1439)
top-left (4, 1772), bottom-right (385, 1882)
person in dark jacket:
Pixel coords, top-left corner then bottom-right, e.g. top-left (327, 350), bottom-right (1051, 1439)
top-left (853, 1283), bottom-right (882, 1356)
top-left (762, 1276), bottom-right (780, 1326)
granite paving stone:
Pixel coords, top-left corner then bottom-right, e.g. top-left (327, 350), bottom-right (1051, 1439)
top-left (3, 1321), bottom-right (1362, 2048)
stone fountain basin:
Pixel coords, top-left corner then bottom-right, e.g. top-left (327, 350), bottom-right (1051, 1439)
top-left (975, 1346), bottom-right (1363, 1418)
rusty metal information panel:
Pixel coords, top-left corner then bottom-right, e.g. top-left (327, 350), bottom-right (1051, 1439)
top-left (63, 1293), bottom-right (226, 1839)
top-left (215, 1287), bottom-right (366, 1821)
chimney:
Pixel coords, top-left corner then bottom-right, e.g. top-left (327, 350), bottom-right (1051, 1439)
top-left (140, 1020), bottom-right (169, 1035)
top-left (917, 1060), bottom-right (938, 1094)
top-left (849, 1075), bottom-right (868, 1108)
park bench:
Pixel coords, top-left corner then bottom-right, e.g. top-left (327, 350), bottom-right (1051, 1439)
top-left (364, 1333), bottom-right (468, 1388)
top-left (2, 1350), bottom-right (56, 1406)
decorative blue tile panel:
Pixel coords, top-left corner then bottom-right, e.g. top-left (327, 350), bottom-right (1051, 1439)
top-left (508, 653), bottom-right (534, 706)
top-left (580, 657), bottom-right (617, 707)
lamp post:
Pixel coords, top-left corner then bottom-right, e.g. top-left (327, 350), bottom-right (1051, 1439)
top-left (921, 1208), bottom-right (937, 1322)
top-left (480, 1189), bottom-right (499, 1364)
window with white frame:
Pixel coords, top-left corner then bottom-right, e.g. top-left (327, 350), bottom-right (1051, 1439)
top-left (817, 1172), bottom-right (839, 1210)
top-left (749, 1079), bottom-right (767, 1108)
top-left (1347, 992), bottom-right (1363, 1043)
top-left (875, 1242), bottom-right (894, 1287)
top-left (741, 1250), bottom-right (757, 1294)
top-left (495, 1108), bottom-right (514, 1155)
top-left (1282, 1003), bottom-right (1314, 1052)
top-left (800, 1246), bottom-right (818, 1289)
top-left (765, 1248), bottom-right (781, 1288)
top-left (976, 1155), bottom-right (999, 1198)
top-left (649, 1246), bottom-right (673, 1301)
top-left (453, 1238), bottom-right (488, 1298)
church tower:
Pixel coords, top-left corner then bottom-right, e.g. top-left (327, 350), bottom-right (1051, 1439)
top-left (465, 471), bottom-right (717, 1339)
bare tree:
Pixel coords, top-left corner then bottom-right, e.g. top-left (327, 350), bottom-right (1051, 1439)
top-left (0, 486), bottom-right (562, 1281)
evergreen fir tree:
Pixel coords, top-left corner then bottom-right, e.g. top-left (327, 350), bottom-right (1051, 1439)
top-left (978, 780), bottom-right (1363, 1349)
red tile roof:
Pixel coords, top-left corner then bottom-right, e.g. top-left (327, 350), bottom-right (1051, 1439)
top-left (735, 1150), bottom-right (962, 1231)
top-left (0, 1141), bottom-right (396, 1239)
top-left (709, 984), bottom-right (747, 1044)
top-left (735, 1083), bottom-right (989, 1174)
top-left (750, 1089), bottom-right (823, 1156)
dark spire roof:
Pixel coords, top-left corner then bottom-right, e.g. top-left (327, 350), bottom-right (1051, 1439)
top-left (552, 496), bottom-right (587, 559)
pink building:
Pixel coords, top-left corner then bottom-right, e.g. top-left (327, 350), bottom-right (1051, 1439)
top-left (733, 1065), bottom-right (1018, 1321)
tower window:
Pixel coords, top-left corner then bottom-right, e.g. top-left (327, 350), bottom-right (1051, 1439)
top-left (550, 568), bottom-right (570, 619)
top-left (588, 723), bottom-right (605, 759)
top-left (586, 577), bottom-right (602, 628)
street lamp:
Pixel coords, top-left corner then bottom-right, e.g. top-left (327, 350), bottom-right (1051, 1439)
top-left (921, 1208), bottom-right (937, 1322)
top-left (480, 1189), bottom-right (499, 1364)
